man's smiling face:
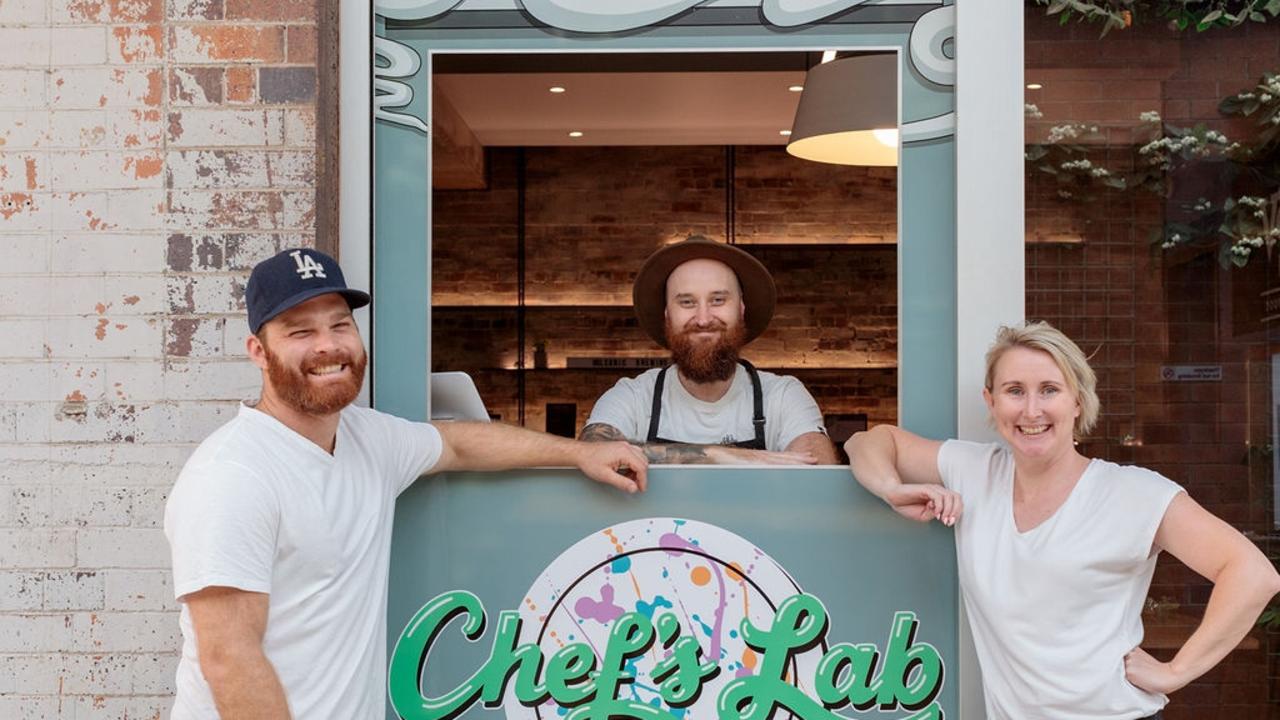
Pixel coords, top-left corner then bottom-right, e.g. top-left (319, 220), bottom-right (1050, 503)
top-left (253, 293), bottom-right (367, 416)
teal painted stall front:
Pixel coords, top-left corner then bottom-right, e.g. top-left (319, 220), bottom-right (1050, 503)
top-left (388, 468), bottom-right (958, 719)
top-left (373, 3), bottom-right (961, 718)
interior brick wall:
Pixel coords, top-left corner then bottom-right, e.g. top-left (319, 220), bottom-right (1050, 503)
top-left (431, 145), bottom-right (899, 435)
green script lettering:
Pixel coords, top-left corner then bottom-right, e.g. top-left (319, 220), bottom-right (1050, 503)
top-left (388, 590), bottom-right (946, 720)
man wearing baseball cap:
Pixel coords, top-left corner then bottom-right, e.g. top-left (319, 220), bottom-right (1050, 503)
top-left (581, 236), bottom-right (838, 465)
top-left (163, 248), bottom-right (647, 719)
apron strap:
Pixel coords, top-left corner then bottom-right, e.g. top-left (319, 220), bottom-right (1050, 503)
top-left (738, 359), bottom-right (767, 448)
top-left (645, 365), bottom-right (669, 443)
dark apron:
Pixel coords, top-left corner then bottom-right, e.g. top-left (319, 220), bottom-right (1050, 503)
top-left (646, 359), bottom-right (767, 449)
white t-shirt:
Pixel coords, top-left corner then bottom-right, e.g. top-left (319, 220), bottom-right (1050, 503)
top-left (938, 440), bottom-right (1184, 720)
top-left (164, 404), bottom-right (443, 719)
top-left (586, 364), bottom-right (826, 451)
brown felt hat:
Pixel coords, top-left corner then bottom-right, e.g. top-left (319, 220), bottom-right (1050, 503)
top-left (632, 236), bottom-right (776, 349)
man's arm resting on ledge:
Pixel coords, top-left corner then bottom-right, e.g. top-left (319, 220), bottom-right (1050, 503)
top-left (579, 423), bottom-right (816, 465)
top-left (186, 586), bottom-right (291, 719)
top-left (432, 421), bottom-right (647, 493)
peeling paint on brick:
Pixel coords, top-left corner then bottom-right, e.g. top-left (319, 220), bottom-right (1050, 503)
top-left (0, 192), bottom-right (34, 219)
top-left (111, 26), bottom-right (163, 63)
top-left (143, 69), bottom-right (163, 107)
top-left (230, 276), bottom-right (246, 307)
top-left (1, 0), bottom-right (322, 697)
top-left (170, 66), bottom-right (222, 105)
top-left (126, 154), bottom-right (163, 180)
top-left (109, 0), bottom-right (162, 23)
top-left (166, 278), bottom-right (195, 313)
top-left (259, 67), bottom-right (315, 104)
top-left (195, 236), bottom-right (222, 268)
top-left (173, 25), bottom-right (284, 64)
top-left (166, 234), bottom-right (192, 271)
top-left (166, 112), bottom-right (183, 141)
top-left (225, 234), bottom-right (279, 269)
top-left (165, 318), bottom-right (196, 356)
top-left (169, 0), bottom-right (223, 20)
top-left (58, 398), bottom-right (88, 421)
top-left (65, 0), bottom-right (106, 23)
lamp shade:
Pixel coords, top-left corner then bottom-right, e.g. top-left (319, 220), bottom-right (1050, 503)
top-left (786, 53), bottom-right (898, 166)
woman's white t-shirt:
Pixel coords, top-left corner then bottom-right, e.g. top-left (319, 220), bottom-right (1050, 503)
top-left (937, 440), bottom-right (1183, 720)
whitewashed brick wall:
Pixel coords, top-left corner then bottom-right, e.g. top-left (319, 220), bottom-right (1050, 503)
top-left (0, 0), bottom-right (320, 714)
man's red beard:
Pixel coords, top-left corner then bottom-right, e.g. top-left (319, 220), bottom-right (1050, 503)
top-left (263, 344), bottom-right (368, 416)
top-left (666, 318), bottom-right (746, 384)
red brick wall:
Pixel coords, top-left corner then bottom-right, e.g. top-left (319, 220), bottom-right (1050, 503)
top-left (1026, 12), bottom-right (1279, 718)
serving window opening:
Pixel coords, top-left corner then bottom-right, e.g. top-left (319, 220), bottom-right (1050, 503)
top-left (428, 51), bottom-right (901, 455)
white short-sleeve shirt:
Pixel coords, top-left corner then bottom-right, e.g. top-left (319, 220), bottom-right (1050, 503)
top-left (164, 404), bottom-right (442, 719)
top-left (938, 440), bottom-right (1183, 720)
top-left (585, 364), bottom-right (827, 451)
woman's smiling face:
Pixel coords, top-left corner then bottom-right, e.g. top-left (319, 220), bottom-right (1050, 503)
top-left (983, 346), bottom-right (1080, 459)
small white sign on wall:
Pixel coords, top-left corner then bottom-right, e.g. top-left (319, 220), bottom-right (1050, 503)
top-left (1160, 365), bottom-right (1223, 382)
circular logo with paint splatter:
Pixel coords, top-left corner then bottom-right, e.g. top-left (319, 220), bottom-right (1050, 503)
top-left (506, 518), bottom-right (822, 720)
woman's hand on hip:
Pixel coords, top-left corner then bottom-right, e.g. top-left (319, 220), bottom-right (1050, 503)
top-left (1125, 646), bottom-right (1188, 695)
top-left (883, 483), bottom-right (962, 526)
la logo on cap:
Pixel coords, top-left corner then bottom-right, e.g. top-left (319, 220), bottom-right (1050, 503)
top-left (290, 249), bottom-right (327, 280)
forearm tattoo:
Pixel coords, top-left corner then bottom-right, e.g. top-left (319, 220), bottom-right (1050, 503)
top-left (579, 423), bottom-right (627, 442)
top-left (579, 423), bottom-right (714, 464)
top-left (642, 443), bottom-right (713, 464)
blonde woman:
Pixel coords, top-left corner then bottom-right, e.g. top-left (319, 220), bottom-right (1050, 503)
top-left (846, 322), bottom-right (1279, 719)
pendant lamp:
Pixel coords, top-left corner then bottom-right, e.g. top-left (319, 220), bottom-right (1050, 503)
top-left (786, 52), bottom-right (898, 167)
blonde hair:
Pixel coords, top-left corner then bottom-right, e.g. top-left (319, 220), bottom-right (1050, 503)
top-left (984, 321), bottom-right (1099, 438)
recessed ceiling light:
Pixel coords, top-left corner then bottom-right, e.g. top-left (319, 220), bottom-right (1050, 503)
top-left (568, 131), bottom-right (584, 138)
top-left (788, 85), bottom-right (804, 92)
top-left (779, 129), bottom-right (792, 136)
top-left (549, 86), bottom-right (566, 93)
top-left (1026, 83), bottom-right (1043, 90)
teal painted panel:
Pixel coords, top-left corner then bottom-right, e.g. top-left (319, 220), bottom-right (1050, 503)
top-left (387, 467), bottom-right (959, 719)
top-left (899, 137), bottom-right (956, 441)
top-left (375, 119), bottom-right (431, 420)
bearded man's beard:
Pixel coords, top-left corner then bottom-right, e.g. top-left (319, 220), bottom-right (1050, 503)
top-left (666, 318), bottom-right (746, 384)
top-left (263, 344), bottom-right (368, 416)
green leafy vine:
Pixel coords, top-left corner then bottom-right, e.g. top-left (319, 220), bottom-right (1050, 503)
top-left (1026, 71), bottom-right (1280, 268)
top-left (1031, 0), bottom-right (1280, 36)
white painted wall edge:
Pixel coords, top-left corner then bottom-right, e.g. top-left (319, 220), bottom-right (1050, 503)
top-left (956, 2), bottom-right (1026, 435)
top-left (340, 1), bottom-right (374, 407)
top-left (955, 0), bottom-right (1026, 717)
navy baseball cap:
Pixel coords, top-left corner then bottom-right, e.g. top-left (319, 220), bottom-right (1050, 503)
top-left (245, 248), bottom-right (371, 334)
